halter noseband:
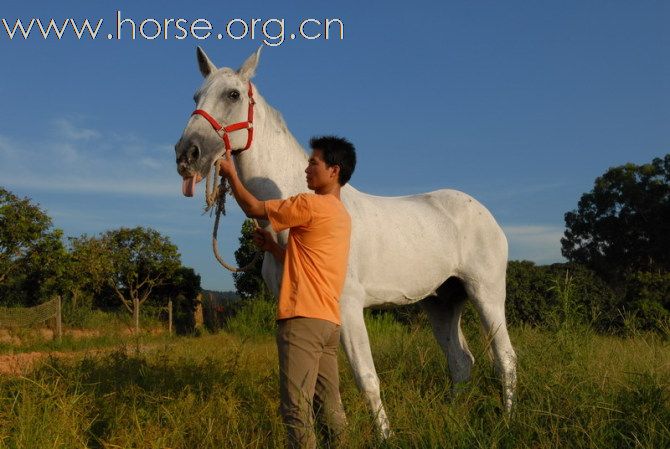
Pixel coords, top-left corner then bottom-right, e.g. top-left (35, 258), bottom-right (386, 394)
top-left (191, 81), bottom-right (255, 155)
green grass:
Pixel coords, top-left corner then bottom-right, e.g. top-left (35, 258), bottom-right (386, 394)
top-left (0, 312), bottom-right (668, 448)
top-left (0, 310), bottom-right (170, 355)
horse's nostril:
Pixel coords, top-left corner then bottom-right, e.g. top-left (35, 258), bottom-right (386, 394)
top-left (188, 145), bottom-right (200, 162)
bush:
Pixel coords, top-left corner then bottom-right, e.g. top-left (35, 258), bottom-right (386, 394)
top-left (225, 296), bottom-right (277, 338)
top-left (61, 296), bottom-right (94, 328)
top-left (506, 261), bottom-right (555, 327)
top-left (506, 261), bottom-right (625, 332)
top-left (171, 294), bottom-right (196, 335)
top-left (544, 263), bottom-right (622, 332)
top-left (622, 271), bottom-right (670, 334)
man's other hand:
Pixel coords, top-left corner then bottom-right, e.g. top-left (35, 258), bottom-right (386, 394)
top-left (252, 228), bottom-right (275, 252)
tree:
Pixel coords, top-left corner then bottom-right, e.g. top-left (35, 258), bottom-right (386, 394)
top-left (0, 187), bottom-right (67, 306)
top-left (63, 235), bottom-right (113, 309)
top-left (19, 228), bottom-right (68, 306)
top-left (232, 219), bottom-right (265, 299)
top-left (561, 154), bottom-right (670, 283)
top-left (102, 227), bottom-right (181, 331)
top-left (154, 266), bottom-right (202, 334)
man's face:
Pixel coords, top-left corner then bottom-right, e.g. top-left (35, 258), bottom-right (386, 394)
top-left (305, 149), bottom-right (339, 191)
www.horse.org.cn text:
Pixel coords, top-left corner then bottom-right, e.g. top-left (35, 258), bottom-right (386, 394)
top-left (0, 10), bottom-right (345, 47)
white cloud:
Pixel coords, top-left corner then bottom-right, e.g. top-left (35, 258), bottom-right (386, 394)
top-left (505, 225), bottom-right (562, 236)
top-left (503, 224), bottom-right (565, 264)
top-left (0, 118), bottom-right (181, 197)
top-left (2, 174), bottom-right (178, 197)
top-left (51, 142), bottom-right (80, 162)
top-left (0, 135), bottom-right (18, 158)
top-left (139, 157), bottom-right (165, 170)
top-left (488, 182), bottom-right (567, 200)
top-left (53, 118), bottom-right (100, 140)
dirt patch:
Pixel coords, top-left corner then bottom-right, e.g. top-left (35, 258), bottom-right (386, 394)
top-left (120, 327), bottom-right (165, 337)
top-left (0, 327), bottom-right (101, 345)
top-left (0, 345), bottom-right (155, 376)
top-left (1, 327), bottom-right (165, 346)
top-left (66, 329), bottom-right (101, 339)
top-left (0, 351), bottom-right (77, 376)
top-left (0, 329), bottom-right (21, 345)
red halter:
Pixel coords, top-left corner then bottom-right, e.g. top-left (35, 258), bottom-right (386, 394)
top-left (191, 81), bottom-right (255, 154)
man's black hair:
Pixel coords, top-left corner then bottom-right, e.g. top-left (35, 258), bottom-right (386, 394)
top-left (309, 135), bottom-right (357, 186)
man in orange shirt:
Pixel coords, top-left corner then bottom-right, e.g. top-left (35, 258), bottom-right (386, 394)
top-left (217, 136), bottom-right (356, 449)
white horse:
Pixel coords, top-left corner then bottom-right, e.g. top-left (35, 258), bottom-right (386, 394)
top-left (175, 47), bottom-right (516, 438)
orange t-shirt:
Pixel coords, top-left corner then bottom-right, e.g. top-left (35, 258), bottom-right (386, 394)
top-left (264, 193), bottom-right (351, 325)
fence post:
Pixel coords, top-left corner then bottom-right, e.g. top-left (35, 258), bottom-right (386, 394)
top-left (168, 300), bottom-right (173, 336)
top-left (55, 296), bottom-right (62, 342)
top-left (133, 297), bottom-right (140, 332)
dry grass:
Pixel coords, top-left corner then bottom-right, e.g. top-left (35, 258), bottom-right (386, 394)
top-left (0, 310), bottom-right (668, 448)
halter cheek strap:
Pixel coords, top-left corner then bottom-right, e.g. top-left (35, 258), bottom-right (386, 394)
top-left (191, 81), bottom-right (255, 154)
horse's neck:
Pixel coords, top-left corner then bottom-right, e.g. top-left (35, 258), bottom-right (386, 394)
top-left (234, 94), bottom-right (309, 200)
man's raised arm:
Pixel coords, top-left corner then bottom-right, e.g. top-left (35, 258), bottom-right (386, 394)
top-left (217, 148), bottom-right (268, 220)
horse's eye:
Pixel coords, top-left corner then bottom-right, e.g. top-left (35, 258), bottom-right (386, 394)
top-left (228, 90), bottom-right (240, 100)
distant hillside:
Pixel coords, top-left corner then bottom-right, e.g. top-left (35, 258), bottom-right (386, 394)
top-left (202, 290), bottom-right (240, 306)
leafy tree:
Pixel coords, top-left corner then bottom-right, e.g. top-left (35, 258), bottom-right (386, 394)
top-left (102, 227), bottom-right (181, 331)
top-left (232, 219), bottom-right (264, 300)
top-left (154, 266), bottom-right (202, 334)
top-left (561, 154), bottom-right (670, 283)
top-left (20, 229), bottom-right (68, 306)
top-left (63, 235), bottom-right (113, 309)
top-left (0, 187), bottom-right (66, 306)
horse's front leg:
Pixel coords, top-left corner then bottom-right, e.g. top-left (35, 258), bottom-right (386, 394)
top-left (339, 290), bottom-right (392, 439)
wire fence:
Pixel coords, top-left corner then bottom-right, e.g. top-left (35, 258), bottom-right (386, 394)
top-left (0, 296), bottom-right (62, 340)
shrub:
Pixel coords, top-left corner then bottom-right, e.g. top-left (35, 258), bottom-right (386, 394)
top-left (225, 295), bottom-right (277, 338)
top-left (506, 261), bottom-right (554, 326)
top-left (622, 271), bottom-right (670, 334)
top-left (506, 261), bottom-right (625, 332)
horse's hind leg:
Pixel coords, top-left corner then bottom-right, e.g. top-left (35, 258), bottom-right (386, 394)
top-left (422, 277), bottom-right (475, 387)
top-left (468, 282), bottom-right (517, 413)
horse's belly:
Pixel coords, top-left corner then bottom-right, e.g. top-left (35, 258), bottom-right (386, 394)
top-left (349, 201), bottom-right (461, 307)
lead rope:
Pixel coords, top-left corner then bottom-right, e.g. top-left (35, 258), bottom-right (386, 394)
top-left (204, 163), bottom-right (263, 273)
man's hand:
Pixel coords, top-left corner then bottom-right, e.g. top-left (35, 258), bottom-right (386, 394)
top-left (252, 227), bottom-right (285, 263)
top-left (215, 147), bottom-right (268, 220)
top-left (252, 228), bottom-right (275, 252)
top-left (217, 148), bottom-right (236, 179)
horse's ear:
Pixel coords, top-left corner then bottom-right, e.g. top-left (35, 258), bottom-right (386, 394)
top-left (196, 46), bottom-right (217, 77)
top-left (238, 46), bottom-right (262, 80)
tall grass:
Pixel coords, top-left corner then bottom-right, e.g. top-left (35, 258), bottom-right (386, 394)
top-left (0, 308), bottom-right (668, 448)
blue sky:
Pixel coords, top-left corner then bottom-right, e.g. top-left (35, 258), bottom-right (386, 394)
top-left (1, 1), bottom-right (668, 292)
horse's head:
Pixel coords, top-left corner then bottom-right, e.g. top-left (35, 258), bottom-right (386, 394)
top-left (175, 46), bottom-right (261, 197)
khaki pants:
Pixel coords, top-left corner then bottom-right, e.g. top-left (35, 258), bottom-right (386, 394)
top-left (277, 317), bottom-right (348, 449)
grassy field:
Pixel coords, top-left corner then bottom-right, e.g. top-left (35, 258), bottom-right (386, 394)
top-left (0, 307), bottom-right (668, 448)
